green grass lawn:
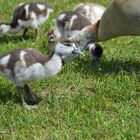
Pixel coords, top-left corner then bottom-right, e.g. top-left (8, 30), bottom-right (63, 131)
top-left (0, 0), bottom-right (140, 139)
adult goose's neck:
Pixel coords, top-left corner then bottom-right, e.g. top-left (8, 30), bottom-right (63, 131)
top-left (69, 21), bottom-right (99, 47)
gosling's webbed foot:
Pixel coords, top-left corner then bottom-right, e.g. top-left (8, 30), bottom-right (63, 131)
top-left (22, 103), bottom-right (38, 110)
top-left (17, 86), bottom-right (38, 110)
top-left (24, 84), bottom-right (38, 105)
top-left (27, 97), bottom-right (38, 105)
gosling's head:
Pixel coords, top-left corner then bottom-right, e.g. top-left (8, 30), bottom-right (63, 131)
top-left (87, 43), bottom-right (103, 62)
top-left (54, 39), bottom-right (83, 56)
top-left (47, 28), bottom-right (55, 43)
top-left (47, 27), bottom-right (62, 44)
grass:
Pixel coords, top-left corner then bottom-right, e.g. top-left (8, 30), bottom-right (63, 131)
top-left (0, 0), bottom-right (140, 139)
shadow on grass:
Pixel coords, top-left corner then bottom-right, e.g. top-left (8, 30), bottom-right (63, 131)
top-left (0, 57), bottom-right (139, 104)
top-left (0, 83), bottom-right (43, 105)
top-left (0, 34), bottom-right (34, 44)
top-left (73, 57), bottom-right (140, 77)
top-left (0, 84), bottom-right (18, 104)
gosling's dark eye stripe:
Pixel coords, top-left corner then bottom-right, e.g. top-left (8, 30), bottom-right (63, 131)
top-left (62, 42), bottom-right (72, 46)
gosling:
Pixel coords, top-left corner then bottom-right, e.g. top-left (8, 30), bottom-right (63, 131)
top-left (0, 2), bottom-right (53, 38)
top-left (0, 43), bottom-right (82, 109)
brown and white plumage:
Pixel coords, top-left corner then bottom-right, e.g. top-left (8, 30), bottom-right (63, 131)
top-left (47, 11), bottom-right (91, 43)
top-left (0, 2), bottom-right (53, 37)
top-left (73, 3), bottom-right (106, 24)
top-left (57, 0), bottom-right (140, 61)
top-left (47, 10), bottom-right (103, 62)
top-left (0, 43), bottom-right (82, 109)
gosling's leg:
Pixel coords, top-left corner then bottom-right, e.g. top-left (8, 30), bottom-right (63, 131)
top-left (35, 29), bottom-right (38, 36)
top-left (35, 28), bottom-right (40, 40)
top-left (24, 84), bottom-right (37, 105)
top-left (17, 86), bottom-right (37, 110)
top-left (22, 28), bottom-right (28, 38)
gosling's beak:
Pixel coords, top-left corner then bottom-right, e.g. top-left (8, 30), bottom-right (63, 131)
top-left (72, 48), bottom-right (83, 55)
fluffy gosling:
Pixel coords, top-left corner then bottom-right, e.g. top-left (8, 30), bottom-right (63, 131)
top-left (0, 43), bottom-right (82, 109)
top-left (0, 2), bottom-right (53, 38)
